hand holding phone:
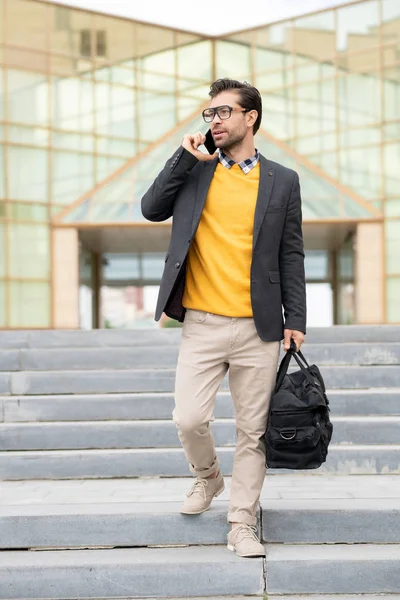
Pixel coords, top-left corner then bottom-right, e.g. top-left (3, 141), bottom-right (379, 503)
top-left (182, 131), bottom-right (218, 161)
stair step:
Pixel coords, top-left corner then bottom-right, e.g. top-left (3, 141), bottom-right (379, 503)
top-left (1, 544), bottom-right (399, 599)
top-left (3, 389), bottom-right (399, 422)
top-left (6, 365), bottom-right (400, 395)
top-left (1, 445), bottom-right (399, 479)
top-left (0, 545), bottom-right (264, 600)
top-left (1, 416), bottom-right (399, 450)
top-left (1, 342), bottom-right (399, 371)
top-left (1, 498), bottom-right (399, 549)
top-left (267, 544), bottom-right (400, 594)
top-left (1, 325), bottom-right (400, 350)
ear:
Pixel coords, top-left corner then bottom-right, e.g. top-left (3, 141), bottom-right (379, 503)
top-left (246, 109), bottom-right (258, 129)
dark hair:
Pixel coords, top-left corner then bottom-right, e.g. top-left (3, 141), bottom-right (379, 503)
top-left (209, 78), bottom-right (262, 135)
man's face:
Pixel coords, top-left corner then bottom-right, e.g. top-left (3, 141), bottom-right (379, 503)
top-left (208, 91), bottom-right (249, 150)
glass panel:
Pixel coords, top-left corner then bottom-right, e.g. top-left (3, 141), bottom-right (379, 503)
top-left (9, 203), bottom-right (48, 222)
top-left (10, 281), bottom-right (50, 327)
top-left (0, 280), bottom-right (5, 327)
top-left (50, 4), bottom-right (92, 56)
top-left (0, 224), bottom-right (5, 277)
top-left (261, 90), bottom-right (295, 140)
top-left (9, 223), bottom-right (50, 278)
top-left (177, 97), bottom-right (204, 121)
top-left (304, 250), bottom-right (329, 280)
top-left (7, 70), bottom-right (49, 126)
top-left (8, 125), bottom-right (49, 146)
top-left (8, 146), bottom-right (48, 202)
top-left (216, 41), bottom-right (251, 79)
top-left (6, 0), bottom-right (48, 51)
top-left (53, 131), bottom-right (94, 152)
top-left (338, 244), bottom-right (354, 279)
top-left (384, 121), bottom-right (400, 140)
top-left (0, 145), bottom-right (5, 199)
top-left (103, 254), bottom-right (140, 282)
top-left (296, 79), bottom-right (336, 135)
top-left (384, 143), bottom-right (400, 195)
top-left (138, 92), bottom-right (175, 141)
top-left (52, 76), bottom-right (93, 131)
top-left (52, 151), bottom-right (94, 205)
top-left (95, 64), bottom-right (135, 86)
top-left (338, 73), bottom-right (381, 126)
top-left (387, 277), bottom-right (400, 321)
top-left (294, 10), bottom-right (335, 60)
top-left (256, 66), bottom-right (294, 90)
top-left (385, 199), bottom-right (400, 216)
top-left (254, 48), bottom-right (292, 81)
top-left (386, 221), bottom-right (400, 274)
top-left (336, 0), bottom-right (379, 53)
top-left (142, 253), bottom-right (164, 280)
top-left (339, 145), bottom-right (382, 199)
top-left (95, 84), bottom-right (135, 138)
top-left (96, 156), bottom-right (126, 182)
top-left (140, 47), bottom-right (175, 76)
top-left (296, 132), bottom-right (337, 155)
top-left (177, 41), bottom-right (212, 82)
top-left (340, 127), bottom-right (381, 147)
top-left (97, 137), bottom-right (136, 158)
top-left (383, 72), bottom-right (400, 120)
top-left (0, 66), bottom-right (4, 120)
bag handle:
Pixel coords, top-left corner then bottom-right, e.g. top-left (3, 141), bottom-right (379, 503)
top-left (274, 339), bottom-right (318, 393)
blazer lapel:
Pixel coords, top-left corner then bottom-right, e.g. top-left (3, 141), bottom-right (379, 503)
top-left (253, 154), bottom-right (275, 250)
top-left (190, 158), bottom-right (218, 237)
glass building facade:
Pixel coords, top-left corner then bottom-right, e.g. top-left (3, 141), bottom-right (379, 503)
top-left (0, 0), bottom-right (399, 328)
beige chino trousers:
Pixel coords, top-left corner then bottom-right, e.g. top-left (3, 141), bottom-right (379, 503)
top-left (173, 308), bottom-right (280, 526)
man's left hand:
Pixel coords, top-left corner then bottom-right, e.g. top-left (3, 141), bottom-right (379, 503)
top-left (283, 329), bottom-right (305, 352)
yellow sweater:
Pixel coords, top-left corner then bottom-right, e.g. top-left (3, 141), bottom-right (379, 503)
top-left (182, 161), bottom-right (260, 317)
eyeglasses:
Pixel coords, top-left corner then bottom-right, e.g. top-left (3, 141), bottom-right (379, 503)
top-left (202, 104), bottom-right (250, 123)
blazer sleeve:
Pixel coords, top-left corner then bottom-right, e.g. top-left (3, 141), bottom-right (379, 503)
top-left (278, 172), bottom-right (307, 334)
top-left (141, 146), bottom-right (199, 222)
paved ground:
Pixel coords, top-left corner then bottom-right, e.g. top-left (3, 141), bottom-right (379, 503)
top-left (1, 474), bottom-right (399, 506)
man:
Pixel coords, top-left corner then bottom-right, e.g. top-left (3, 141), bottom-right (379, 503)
top-left (141, 78), bottom-right (306, 558)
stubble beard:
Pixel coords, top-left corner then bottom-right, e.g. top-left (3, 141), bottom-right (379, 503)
top-left (216, 128), bottom-right (247, 153)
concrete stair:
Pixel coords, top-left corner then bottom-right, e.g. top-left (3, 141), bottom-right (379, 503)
top-left (0, 326), bottom-right (399, 599)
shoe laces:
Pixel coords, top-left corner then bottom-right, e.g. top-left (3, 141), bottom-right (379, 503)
top-left (233, 524), bottom-right (259, 544)
top-left (187, 478), bottom-right (208, 500)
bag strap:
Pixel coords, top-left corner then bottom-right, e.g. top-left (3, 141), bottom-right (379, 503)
top-left (274, 340), bottom-right (317, 393)
top-left (274, 348), bottom-right (293, 393)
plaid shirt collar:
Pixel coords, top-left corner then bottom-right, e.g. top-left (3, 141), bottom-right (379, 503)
top-left (218, 149), bottom-right (260, 174)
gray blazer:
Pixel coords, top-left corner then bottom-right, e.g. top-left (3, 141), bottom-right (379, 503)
top-left (141, 147), bottom-right (306, 342)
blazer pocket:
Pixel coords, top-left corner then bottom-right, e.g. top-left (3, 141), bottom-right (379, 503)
top-left (269, 270), bottom-right (281, 283)
top-left (165, 253), bottom-right (170, 263)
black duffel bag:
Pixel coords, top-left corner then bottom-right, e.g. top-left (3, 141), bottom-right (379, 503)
top-left (264, 340), bottom-right (333, 470)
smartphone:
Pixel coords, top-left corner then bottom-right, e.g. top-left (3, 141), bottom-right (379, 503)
top-left (204, 129), bottom-right (217, 154)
